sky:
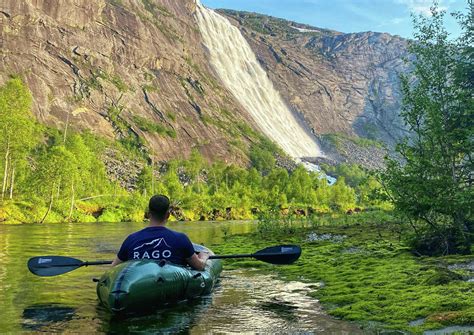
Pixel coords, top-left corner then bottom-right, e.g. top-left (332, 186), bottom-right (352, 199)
top-left (200, 0), bottom-right (469, 38)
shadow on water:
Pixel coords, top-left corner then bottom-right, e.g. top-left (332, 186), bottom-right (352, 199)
top-left (259, 298), bottom-right (299, 322)
top-left (21, 304), bottom-right (77, 331)
top-left (96, 295), bottom-right (213, 334)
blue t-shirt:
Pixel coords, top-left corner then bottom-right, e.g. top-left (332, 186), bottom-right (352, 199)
top-left (117, 226), bottom-right (195, 265)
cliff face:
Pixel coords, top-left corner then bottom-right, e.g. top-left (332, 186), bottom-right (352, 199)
top-left (0, 1), bottom-right (410, 167)
top-left (0, 0), bottom-right (254, 163)
top-left (220, 10), bottom-right (411, 148)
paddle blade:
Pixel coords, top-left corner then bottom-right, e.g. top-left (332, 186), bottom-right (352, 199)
top-left (28, 256), bottom-right (84, 277)
top-left (254, 245), bottom-right (302, 265)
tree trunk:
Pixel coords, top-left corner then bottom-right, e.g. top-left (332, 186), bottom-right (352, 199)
top-left (151, 157), bottom-right (155, 195)
top-left (57, 178), bottom-right (61, 198)
top-left (68, 181), bottom-right (75, 219)
top-left (1, 144), bottom-right (9, 201)
top-left (40, 185), bottom-right (55, 224)
top-left (9, 167), bottom-right (15, 200)
top-left (63, 109), bottom-right (71, 144)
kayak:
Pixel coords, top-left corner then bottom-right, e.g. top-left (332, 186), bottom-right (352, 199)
top-left (96, 244), bottom-right (222, 313)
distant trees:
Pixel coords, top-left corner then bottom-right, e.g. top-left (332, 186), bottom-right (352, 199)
top-left (0, 78), bottom-right (39, 200)
top-left (0, 77), bottom-right (381, 224)
top-left (381, 3), bottom-right (473, 255)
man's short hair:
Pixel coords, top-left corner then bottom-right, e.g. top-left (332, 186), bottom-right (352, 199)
top-left (148, 195), bottom-right (170, 221)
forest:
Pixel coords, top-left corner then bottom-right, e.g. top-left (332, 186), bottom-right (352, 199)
top-left (0, 77), bottom-right (381, 225)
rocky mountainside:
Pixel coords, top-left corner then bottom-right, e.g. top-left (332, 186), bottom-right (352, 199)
top-left (220, 10), bottom-right (411, 156)
top-left (0, 0), bottom-right (256, 164)
top-left (0, 1), bottom-right (411, 169)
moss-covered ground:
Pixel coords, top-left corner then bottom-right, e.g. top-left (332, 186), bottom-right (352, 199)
top-left (210, 214), bottom-right (474, 334)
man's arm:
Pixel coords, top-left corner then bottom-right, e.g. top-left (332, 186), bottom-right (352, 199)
top-left (186, 252), bottom-right (209, 271)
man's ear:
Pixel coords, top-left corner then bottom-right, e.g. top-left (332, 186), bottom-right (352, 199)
top-left (165, 210), bottom-right (171, 219)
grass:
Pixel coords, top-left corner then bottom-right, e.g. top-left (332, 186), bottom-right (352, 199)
top-left (210, 213), bottom-right (474, 334)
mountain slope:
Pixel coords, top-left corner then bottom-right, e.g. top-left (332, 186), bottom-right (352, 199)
top-left (0, 1), bottom-right (411, 169)
top-left (0, 0), bottom-right (258, 164)
top-left (220, 10), bottom-right (411, 161)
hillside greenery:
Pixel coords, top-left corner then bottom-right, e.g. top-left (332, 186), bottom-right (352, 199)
top-left (0, 78), bottom-right (385, 224)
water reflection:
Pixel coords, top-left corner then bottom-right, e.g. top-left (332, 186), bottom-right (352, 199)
top-left (21, 304), bottom-right (76, 331)
top-left (99, 297), bottom-right (212, 334)
top-left (190, 270), bottom-right (364, 334)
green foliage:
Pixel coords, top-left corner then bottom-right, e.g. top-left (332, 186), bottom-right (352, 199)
top-left (380, 5), bottom-right (474, 255)
top-left (220, 9), bottom-right (334, 39)
top-left (322, 133), bottom-right (383, 150)
top-left (212, 218), bottom-right (474, 334)
top-left (249, 144), bottom-right (276, 173)
top-left (0, 77), bottom-right (41, 201)
top-left (0, 76), bottom-right (393, 224)
top-left (132, 115), bottom-right (177, 138)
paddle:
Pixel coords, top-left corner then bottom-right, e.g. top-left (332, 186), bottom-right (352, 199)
top-left (209, 245), bottom-right (301, 265)
top-left (27, 244), bottom-right (301, 277)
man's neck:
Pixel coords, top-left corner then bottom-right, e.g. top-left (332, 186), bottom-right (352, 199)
top-left (148, 219), bottom-right (166, 227)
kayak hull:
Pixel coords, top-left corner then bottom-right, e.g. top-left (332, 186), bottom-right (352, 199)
top-left (96, 245), bottom-right (222, 313)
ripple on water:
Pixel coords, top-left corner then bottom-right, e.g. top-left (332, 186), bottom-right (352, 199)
top-left (189, 269), bottom-right (364, 334)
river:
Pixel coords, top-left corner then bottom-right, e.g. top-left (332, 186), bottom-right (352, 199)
top-left (0, 221), bottom-right (363, 334)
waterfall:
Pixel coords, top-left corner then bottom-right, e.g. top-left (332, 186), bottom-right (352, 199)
top-left (195, 2), bottom-right (322, 159)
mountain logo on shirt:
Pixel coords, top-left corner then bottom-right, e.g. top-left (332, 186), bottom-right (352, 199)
top-left (132, 238), bottom-right (172, 260)
top-left (133, 238), bottom-right (171, 251)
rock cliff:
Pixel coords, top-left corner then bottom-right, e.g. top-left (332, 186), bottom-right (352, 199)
top-left (1, 1), bottom-right (411, 168)
top-left (220, 10), bottom-right (411, 149)
top-left (0, 0), bottom-right (255, 164)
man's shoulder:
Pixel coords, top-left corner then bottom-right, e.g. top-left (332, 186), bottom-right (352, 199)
top-left (165, 228), bottom-right (189, 239)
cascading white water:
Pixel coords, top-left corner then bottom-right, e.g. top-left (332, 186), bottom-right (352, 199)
top-left (195, 1), bottom-right (322, 159)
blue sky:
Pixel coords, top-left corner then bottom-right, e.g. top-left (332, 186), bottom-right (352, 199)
top-left (200, 0), bottom-right (468, 38)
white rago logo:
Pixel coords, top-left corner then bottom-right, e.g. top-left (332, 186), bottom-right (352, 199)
top-left (38, 258), bottom-right (52, 264)
top-left (132, 238), bottom-right (172, 260)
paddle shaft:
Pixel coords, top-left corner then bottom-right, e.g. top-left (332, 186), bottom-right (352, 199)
top-left (210, 253), bottom-right (266, 259)
top-left (28, 245), bottom-right (301, 276)
top-left (36, 260), bottom-right (112, 268)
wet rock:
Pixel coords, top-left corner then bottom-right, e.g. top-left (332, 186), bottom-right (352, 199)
top-left (306, 232), bottom-right (346, 243)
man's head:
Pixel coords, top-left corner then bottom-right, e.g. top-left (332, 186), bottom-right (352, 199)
top-left (148, 195), bottom-right (170, 223)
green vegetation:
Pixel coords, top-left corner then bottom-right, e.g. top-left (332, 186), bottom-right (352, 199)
top-left (212, 212), bottom-right (474, 334)
top-left (138, 0), bottom-right (180, 42)
top-left (0, 77), bottom-right (40, 202)
top-left (132, 115), bottom-right (176, 138)
top-left (0, 78), bottom-right (381, 223)
top-left (380, 5), bottom-right (473, 255)
top-left (321, 133), bottom-right (384, 150)
top-left (220, 9), bottom-right (335, 39)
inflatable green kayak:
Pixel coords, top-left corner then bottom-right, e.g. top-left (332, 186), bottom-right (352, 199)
top-left (96, 245), bottom-right (222, 313)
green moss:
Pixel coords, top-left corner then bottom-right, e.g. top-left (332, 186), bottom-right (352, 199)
top-left (132, 115), bottom-right (176, 138)
top-left (109, 74), bottom-right (128, 92)
top-left (166, 111), bottom-right (176, 122)
top-left (210, 221), bottom-right (474, 334)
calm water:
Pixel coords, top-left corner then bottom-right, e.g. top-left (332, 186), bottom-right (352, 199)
top-left (0, 221), bottom-right (363, 334)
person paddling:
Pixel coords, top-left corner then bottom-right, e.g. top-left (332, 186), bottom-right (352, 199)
top-left (111, 195), bottom-right (209, 270)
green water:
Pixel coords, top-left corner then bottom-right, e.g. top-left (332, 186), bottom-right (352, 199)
top-left (0, 221), bottom-right (363, 334)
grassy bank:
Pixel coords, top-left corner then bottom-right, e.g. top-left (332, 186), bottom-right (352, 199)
top-left (211, 211), bottom-right (474, 334)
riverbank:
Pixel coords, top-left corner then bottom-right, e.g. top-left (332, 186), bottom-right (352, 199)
top-left (210, 213), bottom-right (474, 334)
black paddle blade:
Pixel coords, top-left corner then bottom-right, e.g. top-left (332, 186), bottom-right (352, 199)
top-left (28, 256), bottom-right (84, 277)
top-left (254, 245), bottom-right (302, 265)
